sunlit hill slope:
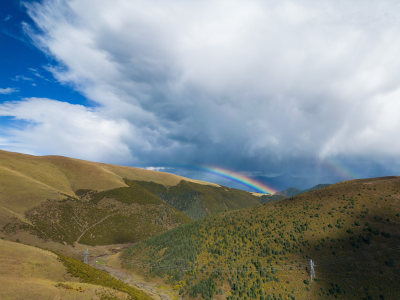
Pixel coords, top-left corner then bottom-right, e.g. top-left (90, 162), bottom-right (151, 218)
top-left (0, 238), bottom-right (150, 300)
top-left (0, 150), bottom-right (260, 246)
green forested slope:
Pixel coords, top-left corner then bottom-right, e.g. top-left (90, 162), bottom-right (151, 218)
top-left (122, 177), bottom-right (400, 299)
top-left (136, 180), bottom-right (261, 220)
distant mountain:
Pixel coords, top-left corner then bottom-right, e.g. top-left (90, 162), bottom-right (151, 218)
top-left (260, 183), bottom-right (331, 203)
top-left (0, 150), bottom-right (260, 246)
top-left (123, 176), bottom-right (400, 299)
top-left (259, 193), bottom-right (286, 203)
top-left (276, 187), bottom-right (303, 197)
top-left (304, 183), bottom-right (331, 192)
top-left (279, 184), bottom-right (331, 197)
top-left (260, 184), bottom-right (330, 203)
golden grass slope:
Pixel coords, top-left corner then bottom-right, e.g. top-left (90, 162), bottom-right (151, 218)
top-left (0, 149), bottom-right (216, 226)
top-left (102, 163), bottom-right (219, 187)
top-left (0, 239), bottom-right (133, 300)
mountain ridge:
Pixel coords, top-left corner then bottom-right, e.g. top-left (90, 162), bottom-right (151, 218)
top-left (0, 149), bottom-right (261, 246)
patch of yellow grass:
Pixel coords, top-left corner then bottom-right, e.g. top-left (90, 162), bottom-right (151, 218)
top-left (103, 163), bottom-right (219, 187)
top-left (0, 150), bottom-right (75, 194)
top-left (250, 192), bottom-right (267, 197)
top-left (43, 155), bottom-right (129, 191)
top-left (0, 239), bottom-right (130, 299)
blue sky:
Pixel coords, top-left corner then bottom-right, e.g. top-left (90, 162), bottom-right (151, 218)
top-left (1, 0), bottom-right (400, 192)
top-left (0, 0), bottom-right (86, 104)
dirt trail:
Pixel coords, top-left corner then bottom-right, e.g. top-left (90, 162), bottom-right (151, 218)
top-left (89, 253), bottom-right (177, 300)
top-left (75, 213), bottom-right (116, 243)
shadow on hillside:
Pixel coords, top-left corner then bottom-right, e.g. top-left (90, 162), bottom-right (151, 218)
top-left (304, 210), bottom-right (400, 299)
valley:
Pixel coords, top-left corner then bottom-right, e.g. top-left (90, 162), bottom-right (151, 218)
top-left (2, 1), bottom-right (399, 299)
top-left (0, 150), bottom-right (399, 299)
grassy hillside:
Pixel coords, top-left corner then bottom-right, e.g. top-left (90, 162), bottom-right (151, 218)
top-left (4, 180), bottom-right (191, 245)
top-left (0, 239), bottom-right (149, 299)
top-left (13, 178), bottom-right (258, 244)
top-left (122, 176), bottom-right (400, 299)
top-left (0, 150), bottom-right (217, 226)
top-left (0, 150), bottom-right (261, 246)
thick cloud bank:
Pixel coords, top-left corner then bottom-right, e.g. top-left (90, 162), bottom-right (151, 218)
top-left (2, 0), bottom-right (400, 188)
top-left (0, 98), bottom-right (133, 163)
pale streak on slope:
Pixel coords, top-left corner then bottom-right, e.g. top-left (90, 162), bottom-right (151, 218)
top-left (0, 165), bottom-right (72, 196)
top-left (75, 213), bottom-right (117, 244)
top-left (0, 166), bottom-right (65, 225)
top-left (0, 150), bottom-right (75, 195)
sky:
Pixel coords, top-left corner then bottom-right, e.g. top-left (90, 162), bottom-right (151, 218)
top-left (1, 0), bottom-right (400, 192)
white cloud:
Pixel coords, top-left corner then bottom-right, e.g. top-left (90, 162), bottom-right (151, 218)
top-left (143, 166), bottom-right (171, 172)
top-left (3, 15), bottom-right (12, 22)
top-left (4, 0), bottom-right (400, 182)
top-left (0, 87), bottom-right (18, 94)
top-left (12, 75), bottom-right (34, 82)
top-left (0, 98), bottom-right (135, 164)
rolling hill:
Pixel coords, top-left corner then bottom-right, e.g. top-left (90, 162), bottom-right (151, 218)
top-left (0, 150), bottom-right (261, 246)
top-left (0, 238), bottom-right (150, 300)
top-left (6, 149), bottom-right (398, 299)
top-left (122, 176), bottom-right (400, 299)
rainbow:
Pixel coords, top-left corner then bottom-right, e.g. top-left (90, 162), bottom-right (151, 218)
top-left (200, 166), bottom-right (278, 194)
top-left (322, 157), bottom-right (360, 180)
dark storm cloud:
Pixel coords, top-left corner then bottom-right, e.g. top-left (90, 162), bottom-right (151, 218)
top-left (2, 0), bottom-right (400, 188)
